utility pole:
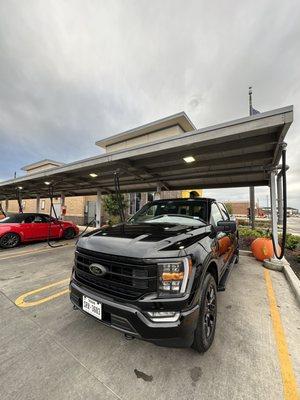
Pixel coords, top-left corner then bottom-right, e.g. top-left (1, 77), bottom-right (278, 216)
top-left (249, 86), bottom-right (255, 229)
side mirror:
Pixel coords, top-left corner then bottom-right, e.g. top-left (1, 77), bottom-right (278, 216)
top-left (216, 220), bottom-right (236, 233)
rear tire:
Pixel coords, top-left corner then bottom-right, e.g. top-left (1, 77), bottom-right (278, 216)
top-left (0, 232), bottom-right (21, 249)
top-left (192, 273), bottom-right (217, 353)
top-left (63, 228), bottom-right (76, 240)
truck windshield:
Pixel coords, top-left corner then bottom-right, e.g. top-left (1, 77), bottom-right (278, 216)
top-left (130, 200), bottom-right (208, 226)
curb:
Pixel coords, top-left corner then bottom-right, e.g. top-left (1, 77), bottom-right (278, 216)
top-left (240, 250), bottom-right (253, 257)
top-left (241, 250), bottom-right (300, 306)
top-left (282, 261), bottom-right (300, 306)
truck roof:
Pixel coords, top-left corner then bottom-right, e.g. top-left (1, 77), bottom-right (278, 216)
top-left (152, 198), bottom-right (216, 203)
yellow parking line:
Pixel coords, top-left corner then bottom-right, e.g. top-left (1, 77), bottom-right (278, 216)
top-left (0, 244), bottom-right (73, 260)
top-left (15, 278), bottom-right (69, 308)
top-left (264, 269), bottom-right (299, 400)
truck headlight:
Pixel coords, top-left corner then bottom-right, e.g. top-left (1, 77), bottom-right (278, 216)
top-left (157, 257), bottom-right (192, 296)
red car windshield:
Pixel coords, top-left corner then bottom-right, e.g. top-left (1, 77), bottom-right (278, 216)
top-left (0, 214), bottom-right (57, 224)
top-left (0, 215), bottom-right (20, 223)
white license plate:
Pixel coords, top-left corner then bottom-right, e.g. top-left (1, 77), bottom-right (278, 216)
top-left (82, 295), bottom-right (102, 320)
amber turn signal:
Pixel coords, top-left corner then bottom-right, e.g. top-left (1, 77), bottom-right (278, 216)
top-left (162, 272), bottom-right (184, 281)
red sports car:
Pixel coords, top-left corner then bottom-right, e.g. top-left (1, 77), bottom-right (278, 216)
top-left (0, 213), bottom-right (79, 248)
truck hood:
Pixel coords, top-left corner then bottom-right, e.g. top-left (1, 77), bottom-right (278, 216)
top-left (77, 222), bottom-right (210, 258)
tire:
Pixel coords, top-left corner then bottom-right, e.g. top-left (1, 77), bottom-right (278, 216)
top-left (0, 232), bottom-right (21, 249)
top-left (63, 228), bottom-right (76, 240)
top-left (192, 273), bottom-right (217, 353)
top-left (235, 250), bottom-right (239, 264)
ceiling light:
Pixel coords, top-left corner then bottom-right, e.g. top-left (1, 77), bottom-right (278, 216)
top-left (17, 186), bottom-right (23, 190)
top-left (183, 156), bottom-right (195, 163)
top-left (89, 173), bottom-right (98, 178)
top-left (44, 181), bottom-right (51, 185)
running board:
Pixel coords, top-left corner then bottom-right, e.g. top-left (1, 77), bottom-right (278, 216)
top-left (217, 255), bottom-right (237, 292)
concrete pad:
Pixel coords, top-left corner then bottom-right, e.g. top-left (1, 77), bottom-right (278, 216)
top-left (0, 298), bottom-right (120, 400)
top-left (0, 248), bottom-right (299, 400)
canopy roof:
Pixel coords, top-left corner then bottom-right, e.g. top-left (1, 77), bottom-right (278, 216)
top-left (0, 105), bottom-right (293, 200)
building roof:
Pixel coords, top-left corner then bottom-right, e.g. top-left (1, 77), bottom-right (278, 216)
top-left (0, 105), bottom-right (293, 199)
top-left (21, 159), bottom-right (65, 171)
top-left (95, 111), bottom-right (196, 148)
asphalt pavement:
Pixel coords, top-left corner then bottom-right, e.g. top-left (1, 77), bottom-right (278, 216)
top-left (0, 242), bottom-right (299, 400)
top-left (287, 216), bottom-right (300, 236)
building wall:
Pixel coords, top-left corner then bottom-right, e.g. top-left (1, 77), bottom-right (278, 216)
top-left (228, 201), bottom-right (262, 217)
top-left (105, 125), bottom-right (184, 152)
top-left (229, 202), bottom-right (250, 216)
top-left (2, 196), bottom-right (86, 225)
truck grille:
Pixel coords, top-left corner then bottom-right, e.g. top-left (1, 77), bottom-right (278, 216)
top-left (74, 247), bottom-right (158, 300)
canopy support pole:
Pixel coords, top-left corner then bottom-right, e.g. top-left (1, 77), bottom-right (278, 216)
top-left (249, 186), bottom-right (255, 229)
top-left (60, 192), bottom-right (65, 220)
top-left (154, 183), bottom-right (161, 200)
top-left (96, 190), bottom-right (102, 228)
top-left (36, 195), bottom-right (40, 213)
top-left (270, 170), bottom-right (279, 250)
top-left (277, 173), bottom-right (283, 226)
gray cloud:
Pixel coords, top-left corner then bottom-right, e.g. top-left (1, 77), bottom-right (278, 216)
top-left (0, 0), bottom-right (299, 207)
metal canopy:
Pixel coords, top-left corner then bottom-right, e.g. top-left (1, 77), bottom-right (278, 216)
top-left (0, 105), bottom-right (293, 200)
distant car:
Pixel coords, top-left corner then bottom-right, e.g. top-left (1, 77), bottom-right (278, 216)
top-left (0, 213), bottom-right (79, 248)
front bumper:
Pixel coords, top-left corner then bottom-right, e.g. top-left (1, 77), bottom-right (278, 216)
top-left (70, 279), bottom-right (199, 348)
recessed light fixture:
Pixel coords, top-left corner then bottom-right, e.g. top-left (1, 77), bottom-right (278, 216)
top-left (17, 186), bottom-right (23, 190)
top-left (44, 181), bottom-right (51, 185)
top-left (183, 156), bottom-right (196, 163)
top-left (89, 173), bottom-right (98, 178)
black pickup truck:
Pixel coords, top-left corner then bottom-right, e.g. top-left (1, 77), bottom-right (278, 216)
top-left (70, 198), bottom-right (239, 352)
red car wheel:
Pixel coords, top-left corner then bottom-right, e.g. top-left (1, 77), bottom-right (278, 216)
top-left (0, 232), bottom-right (21, 249)
top-left (63, 228), bottom-right (76, 239)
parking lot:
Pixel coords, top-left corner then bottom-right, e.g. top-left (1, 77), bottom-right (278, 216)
top-left (0, 241), bottom-right (299, 400)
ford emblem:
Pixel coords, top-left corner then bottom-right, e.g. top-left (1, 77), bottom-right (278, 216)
top-left (89, 263), bottom-right (107, 277)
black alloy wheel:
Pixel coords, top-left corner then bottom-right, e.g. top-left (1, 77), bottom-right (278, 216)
top-left (0, 233), bottom-right (20, 249)
top-left (204, 282), bottom-right (217, 339)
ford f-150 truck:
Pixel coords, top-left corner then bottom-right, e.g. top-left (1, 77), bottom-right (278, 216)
top-left (70, 198), bottom-right (239, 352)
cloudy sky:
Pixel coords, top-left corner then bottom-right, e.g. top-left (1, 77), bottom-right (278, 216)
top-left (0, 0), bottom-right (299, 208)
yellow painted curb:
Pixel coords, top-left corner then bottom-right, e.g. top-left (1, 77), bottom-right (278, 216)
top-left (264, 269), bottom-right (299, 400)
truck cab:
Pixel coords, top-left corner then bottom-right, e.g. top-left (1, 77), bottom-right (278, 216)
top-left (70, 198), bottom-right (239, 352)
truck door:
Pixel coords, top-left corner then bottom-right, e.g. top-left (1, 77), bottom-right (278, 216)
top-left (218, 202), bottom-right (236, 264)
top-left (210, 202), bottom-right (231, 274)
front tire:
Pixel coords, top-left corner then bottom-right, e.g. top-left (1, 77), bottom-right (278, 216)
top-left (192, 273), bottom-right (217, 353)
top-left (0, 232), bottom-right (21, 249)
top-left (235, 250), bottom-right (239, 264)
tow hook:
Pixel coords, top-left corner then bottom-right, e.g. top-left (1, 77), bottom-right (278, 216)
top-left (124, 334), bottom-right (135, 340)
